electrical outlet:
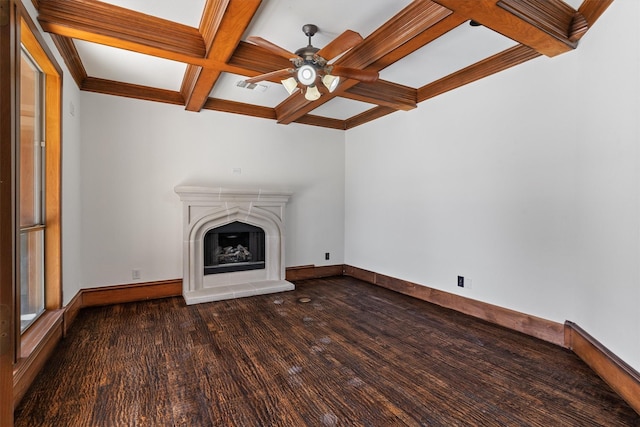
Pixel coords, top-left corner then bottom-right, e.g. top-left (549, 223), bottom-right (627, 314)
top-left (132, 269), bottom-right (141, 280)
top-left (457, 276), bottom-right (464, 288)
top-left (325, 252), bottom-right (330, 260)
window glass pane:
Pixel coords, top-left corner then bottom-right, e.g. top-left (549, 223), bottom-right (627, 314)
top-left (20, 46), bottom-right (46, 333)
top-left (20, 49), bottom-right (43, 227)
top-left (20, 230), bottom-right (45, 332)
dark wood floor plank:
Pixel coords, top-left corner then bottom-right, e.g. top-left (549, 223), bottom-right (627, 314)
top-left (15, 276), bottom-right (640, 426)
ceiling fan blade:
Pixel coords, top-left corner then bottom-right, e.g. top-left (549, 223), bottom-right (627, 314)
top-left (317, 30), bottom-right (363, 61)
top-left (329, 65), bottom-right (379, 83)
top-left (245, 68), bottom-right (294, 84)
top-left (246, 36), bottom-right (300, 61)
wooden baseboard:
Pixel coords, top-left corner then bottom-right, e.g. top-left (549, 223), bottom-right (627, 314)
top-left (63, 291), bottom-right (83, 336)
top-left (565, 321), bottom-right (640, 415)
top-left (80, 278), bottom-right (183, 307)
top-left (286, 264), bottom-right (345, 281)
top-left (343, 265), bottom-right (565, 347)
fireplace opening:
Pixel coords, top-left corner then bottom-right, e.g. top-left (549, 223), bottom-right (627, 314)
top-left (203, 221), bottom-right (265, 275)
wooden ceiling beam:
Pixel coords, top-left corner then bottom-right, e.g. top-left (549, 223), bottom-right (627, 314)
top-left (81, 77), bottom-right (185, 105)
top-left (433, 0), bottom-right (578, 57)
top-left (182, 0), bottom-right (261, 112)
top-left (369, 13), bottom-right (467, 71)
top-left (343, 81), bottom-right (417, 111)
top-left (227, 41), bottom-right (293, 75)
top-left (203, 98), bottom-right (277, 121)
top-left (336, 0), bottom-right (452, 69)
top-left (49, 35), bottom-right (86, 87)
top-left (36, 0), bottom-right (614, 130)
top-left (575, 0), bottom-right (614, 40)
top-left (275, 0), bottom-right (453, 125)
top-left (345, 106), bottom-right (397, 130)
top-left (417, 44), bottom-right (541, 102)
top-left (37, 0), bottom-right (206, 64)
top-left (293, 115), bottom-right (347, 130)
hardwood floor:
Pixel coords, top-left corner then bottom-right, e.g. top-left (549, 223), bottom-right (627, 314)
top-left (15, 276), bottom-right (640, 426)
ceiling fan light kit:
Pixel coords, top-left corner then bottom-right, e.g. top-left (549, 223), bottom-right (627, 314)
top-left (246, 24), bottom-right (378, 101)
top-left (297, 64), bottom-right (317, 86)
top-left (322, 74), bottom-right (340, 93)
top-left (305, 85), bottom-right (321, 101)
top-left (281, 77), bottom-right (299, 95)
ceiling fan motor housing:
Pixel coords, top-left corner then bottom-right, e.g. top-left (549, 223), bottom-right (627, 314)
top-left (294, 24), bottom-right (324, 68)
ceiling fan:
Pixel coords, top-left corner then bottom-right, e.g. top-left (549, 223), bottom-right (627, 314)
top-left (245, 24), bottom-right (379, 101)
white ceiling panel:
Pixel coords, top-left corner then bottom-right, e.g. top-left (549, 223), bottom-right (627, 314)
top-left (242, 0), bottom-right (413, 55)
top-left (210, 73), bottom-right (289, 108)
top-left (379, 23), bottom-right (517, 88)
top-left (99, 0), bottom-right (206, 27)
top-left (74, 40), bottom-right (188, 91)
top-left (310, 97), bottom-right (376, 120)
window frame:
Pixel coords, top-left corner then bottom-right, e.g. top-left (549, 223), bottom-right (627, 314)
top-left (16, 13), bottom-right (62, 355)
top-left (19, 45), bottom-right (47, 332)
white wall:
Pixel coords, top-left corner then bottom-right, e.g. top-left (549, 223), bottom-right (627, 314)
top-left (345, 0), bottom-right (640, 371)
top-left (78, 94), bottom-right (345, 288)
top-left (54, 0), bottom-right (638, 372)
top-left (60, 76), bottom-right (82, 305)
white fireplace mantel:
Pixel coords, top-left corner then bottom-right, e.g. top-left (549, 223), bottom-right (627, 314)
top-left (175, 186), bottom-right (294, 305)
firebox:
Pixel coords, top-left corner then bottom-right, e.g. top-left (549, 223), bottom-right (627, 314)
top-left (203, 221), bottom-right (265, 275)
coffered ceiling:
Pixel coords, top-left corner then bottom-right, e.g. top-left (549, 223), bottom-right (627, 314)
top-left (33, 0), bottom-right (613, 129)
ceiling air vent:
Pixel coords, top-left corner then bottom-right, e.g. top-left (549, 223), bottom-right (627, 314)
top-left (236, 80), bottom-right (268, 92)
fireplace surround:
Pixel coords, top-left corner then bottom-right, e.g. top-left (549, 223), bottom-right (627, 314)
top-left (175, 186), bottom-right (294, 305)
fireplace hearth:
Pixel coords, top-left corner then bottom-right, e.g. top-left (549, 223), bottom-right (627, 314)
top-left (175, 186), bottom-right (294, 305)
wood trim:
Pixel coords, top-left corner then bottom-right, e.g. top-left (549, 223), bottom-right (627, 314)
top-left (19, 13), bottom-right (64, 312)
top-left (433, 0), bottom-right (576, 56)
top-left (200, 0), bottom-right (230, 54)
top-left (565, 321), bottom-right (640, 415)
top-left (343, 80), bottom-right (417, 111)
top-left (227, 40), bottom-right (292, 75)
top-left (12, 309), bottom-right (64, 409)
top-left (345, 106), bottom-right (397, 130)
top-left (338, 0), bottom-right (452, 70)
top-left (496, 0), bottom-right (576, 43)
top-left (37, 0), bottom-right (206, 60)
top-left (369, 13), bottom-right (466, 71)
top-left (62, 291), bottom-right (82, 337)
top-left (578, 0), bottom-right (615, 28)
top-left (418, 44), bottom-right (541, 103)
top-left (80, 279), bottom-right (183, 308)
top-left (292, 114), bottom-right (346, 130)
top-left (183, 0), bottom-right (260, 112)
top-left (203, 97), bottom-right (276, 120)
top-left (285, 264), bottom-right (345, 281)
top-left (0, 1), bottom-right (18, 424)
top-left (81, 77), bottom-right (185, 105)
top-left (343, 265), bottom-right (565, 346)
top-left (49, 35), bottom-right (85, 87)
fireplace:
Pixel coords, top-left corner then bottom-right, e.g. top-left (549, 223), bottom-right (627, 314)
top-left (175, 186), bottom-right (294, 305)
top-left (204, 221), bottom-right (265, 275)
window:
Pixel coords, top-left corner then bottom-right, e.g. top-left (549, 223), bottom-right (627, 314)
top-left (17, 16), bottom-right (62, 337)
top-left (19, 48), bottom-right (46, 332)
